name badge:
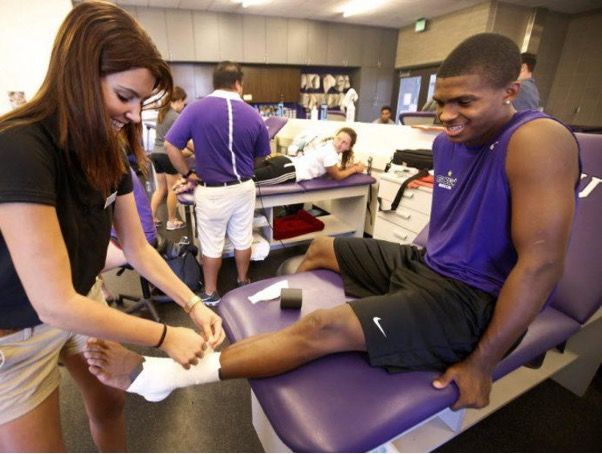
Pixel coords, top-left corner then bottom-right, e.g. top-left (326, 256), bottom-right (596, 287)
top-left (104, 191), bottom-right (118, 209)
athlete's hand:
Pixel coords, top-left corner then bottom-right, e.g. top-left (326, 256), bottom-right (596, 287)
top-left (189, 304), bottom-right (226, 350)
top-left (432, 357), bottom-right (493, 410)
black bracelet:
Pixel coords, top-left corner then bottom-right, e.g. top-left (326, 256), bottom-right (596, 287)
top-left (183, 169), bottom-right (196, 178)
top-left (155, 323), bottom-right (168, 348)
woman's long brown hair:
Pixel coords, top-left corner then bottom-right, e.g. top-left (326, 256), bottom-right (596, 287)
top-left (157, 86), bottom-right (187, 124)
top-left (0, 1), bottom-right (173, 195)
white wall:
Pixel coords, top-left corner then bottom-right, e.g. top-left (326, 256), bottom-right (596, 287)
top-left (0, 0), bottom-right (72, 114)
top-left (274, 118), bottom-right (438, 171)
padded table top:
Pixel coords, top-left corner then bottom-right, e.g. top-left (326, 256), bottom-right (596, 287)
top-left (177, 173), bottom-right (375, 205)
top-left (218, 271), bottom-right (580, 452)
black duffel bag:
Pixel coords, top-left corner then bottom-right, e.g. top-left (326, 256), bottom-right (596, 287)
top-left (162, 237), bottom-right (203, 292)
top-left (392, 148), bottom-right (433, 170)
top-left (380, 149), bottom-right (433, 213)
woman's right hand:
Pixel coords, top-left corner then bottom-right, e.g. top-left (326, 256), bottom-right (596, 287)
top-left (159, 325), bottom-right (206, 368)
top-left (354, 162), bottom-right (366, 173)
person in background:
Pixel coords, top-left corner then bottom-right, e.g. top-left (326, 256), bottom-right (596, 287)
top-left (166, 61), bottom-right (271, 305)
top-left (84, 33), bottom-right (579, 415)
top-left (513, 52), bottom-right (541, 111)
top-left (372, 105), bottom-right (395, 124)
top-left (0, 3), bottom-right (223, 451)
top-left (150, 85), bottom-right (190, 230)
top-left (253, 127), bottom-right (365, 186)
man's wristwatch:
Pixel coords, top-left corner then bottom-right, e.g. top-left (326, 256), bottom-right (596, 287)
top-left (183, 169), bottom-right (196, 179)
top-left (184, 295), bottom-right (202, 314)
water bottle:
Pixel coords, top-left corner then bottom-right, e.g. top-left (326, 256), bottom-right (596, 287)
top-left (319, 104), bottom-right (328, 121)
top-left (277, 95), bottom-right (284, 117)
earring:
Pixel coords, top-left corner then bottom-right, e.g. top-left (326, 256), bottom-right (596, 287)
top-left (504, 100), bottom-right (511, 105)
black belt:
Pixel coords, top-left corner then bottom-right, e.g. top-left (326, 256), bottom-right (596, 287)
top-left (201, 177), bottom-right (252, 187)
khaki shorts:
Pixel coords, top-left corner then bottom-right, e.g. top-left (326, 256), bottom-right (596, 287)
top-left (0, 278), bottom-right (105, 426)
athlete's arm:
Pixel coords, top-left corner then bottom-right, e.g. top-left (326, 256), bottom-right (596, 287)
top-left (433, 119), bottom-right (579, 409)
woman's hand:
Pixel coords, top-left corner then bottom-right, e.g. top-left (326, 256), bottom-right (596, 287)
top-left (189, 304), bottom-right (226, 350)
top-left (353, 162), bottom-right (366, 173)
top-left (159, 326), bottom-right (206, 368)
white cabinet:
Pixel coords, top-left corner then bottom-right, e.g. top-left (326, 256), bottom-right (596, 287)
top-left (218, 14), bottom-right (243, 61)
top-left (373, 168), bottom-right (432, 245)
top-left (306, 21), bottom-right (329, 65)
top-left (243, 15), bottom-right (267, 63)
top-left (361, 27), bottom-right (397, 68)
top-left (192, 11), bottom-right (219, 62)
top-left (136, 8), bottom-right (169, 60)
top-left (287, 19), bottom-right (308, 65)
top-left (361, 27), bottom-right (381, 67)
top-left (326, 23), bottom-right (347, 66)
top-left (166, 9), bottom-right (194, 61)
top-left (346, 25), bottom-right (363, 67)
top-left (266, 17), bottom-right (288, 63)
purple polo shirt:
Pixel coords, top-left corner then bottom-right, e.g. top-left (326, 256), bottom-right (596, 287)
top-left (166, 90), bottom-right (270, 184)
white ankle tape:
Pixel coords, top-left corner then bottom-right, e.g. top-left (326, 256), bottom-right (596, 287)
top-left (127, 352), bottom-right (221, 402)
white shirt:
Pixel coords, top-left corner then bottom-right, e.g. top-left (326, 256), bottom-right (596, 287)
top-left (292, 140), bottom-right (340, 182)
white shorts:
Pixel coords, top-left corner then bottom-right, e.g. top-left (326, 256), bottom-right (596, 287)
top-left (194, 180), bottom-right (256, 258)
top-left (0, 278), bottom-right (105, 426)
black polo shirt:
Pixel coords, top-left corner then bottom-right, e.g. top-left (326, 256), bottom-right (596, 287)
top-left (0, 117), bottom-right (132, 329)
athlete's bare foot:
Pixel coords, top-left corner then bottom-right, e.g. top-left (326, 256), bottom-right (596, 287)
top-left (84, 338), bottom-right (144, 391)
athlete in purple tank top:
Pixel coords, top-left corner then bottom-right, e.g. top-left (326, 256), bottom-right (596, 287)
top-left (82, 34), bottom-right (581, 414)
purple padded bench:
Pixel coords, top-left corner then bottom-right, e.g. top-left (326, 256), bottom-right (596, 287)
top-left (218, 133), bottom-right (601, 452)
top-left (178, 173), bottom-right (376, 248)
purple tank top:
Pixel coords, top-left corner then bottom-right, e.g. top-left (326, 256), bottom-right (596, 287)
top-left (425, 110), bottom-right (577, 296)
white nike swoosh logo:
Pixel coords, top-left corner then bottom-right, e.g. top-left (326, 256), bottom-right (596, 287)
top-left (373, 317), bottom-right (387, 338)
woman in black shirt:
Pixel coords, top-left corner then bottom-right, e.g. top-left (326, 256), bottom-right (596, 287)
top-left (0, 2), bottom-right (224, 451)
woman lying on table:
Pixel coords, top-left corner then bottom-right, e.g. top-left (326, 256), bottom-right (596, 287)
top-left (253, 127), bottom-right (366, 185)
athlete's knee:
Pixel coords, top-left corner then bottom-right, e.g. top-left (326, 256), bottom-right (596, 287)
top-left (304, 237), bottom-right (334, 263)
top-left (295, 309), bottom-right (342, 346)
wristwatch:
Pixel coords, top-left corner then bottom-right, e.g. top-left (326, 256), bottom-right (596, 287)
top-left (184, 295), bottom-right (202, 314)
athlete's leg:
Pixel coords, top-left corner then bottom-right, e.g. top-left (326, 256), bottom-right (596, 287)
top-left (296, 236), bottom-right (340, 273)
top-left (85, 304), bottom-right (365, 399)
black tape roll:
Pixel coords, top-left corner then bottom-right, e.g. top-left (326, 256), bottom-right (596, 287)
top-left (280, 288), bottom-right (302, 310)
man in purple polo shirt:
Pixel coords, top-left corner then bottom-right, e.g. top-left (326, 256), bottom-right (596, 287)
top-left (166, 62), bottom-right (270, 305)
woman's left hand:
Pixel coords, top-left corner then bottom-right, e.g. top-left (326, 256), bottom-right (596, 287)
top-left (189, 303), bottom-right (226, 349)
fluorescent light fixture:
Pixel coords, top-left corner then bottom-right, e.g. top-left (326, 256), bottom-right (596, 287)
top-left (231, 0), bottom-right (272, 7)
top-left (341, 0), bottom-right (387, 17)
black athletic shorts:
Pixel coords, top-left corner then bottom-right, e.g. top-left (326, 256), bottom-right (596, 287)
top-left (150, 153), bottom-right (178, 175)
top-left (334, 237), bottom-right (496, 372)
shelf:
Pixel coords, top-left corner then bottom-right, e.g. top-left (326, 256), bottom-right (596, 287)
top-left (270, 214), bottom-right (355, 246)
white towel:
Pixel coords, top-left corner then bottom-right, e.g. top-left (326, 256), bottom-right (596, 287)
top-left (248, 280), bottom-right (289, 304)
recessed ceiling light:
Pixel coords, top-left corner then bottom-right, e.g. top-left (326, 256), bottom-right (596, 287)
top-left (340, 0), bottom-right (388, 17)
top-left (231, 0), bottom-right (272, 7)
